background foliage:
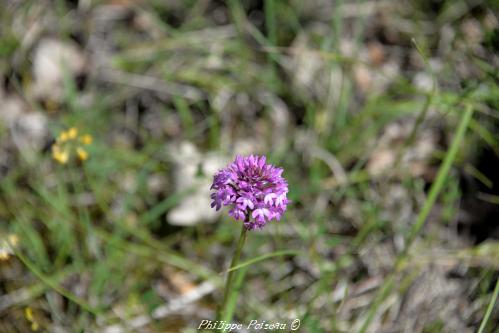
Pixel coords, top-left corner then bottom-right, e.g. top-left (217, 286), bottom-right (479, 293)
top-left (0, 0), bottom-right (498, 332)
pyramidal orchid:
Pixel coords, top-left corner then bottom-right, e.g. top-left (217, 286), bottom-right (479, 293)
top-left (210, 155), bottom-right (289, 230)
top-left (211, 155), bottom-right (289, 322)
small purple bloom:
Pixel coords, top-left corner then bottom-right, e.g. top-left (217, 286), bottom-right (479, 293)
top-left (210, 155), bottom-right (289, 230)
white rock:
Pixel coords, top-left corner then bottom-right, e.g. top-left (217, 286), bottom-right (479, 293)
top-left (0, 92), bottom-right (48, 152)
top-left (413, 72), bottom-right (434, 93)
top-left (31, 38), bottom-right (86, 101)
top-left (167, 142), bottom-right (229, 226)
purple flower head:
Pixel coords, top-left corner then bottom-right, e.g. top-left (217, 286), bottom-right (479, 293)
top-left (210, 155), bottom-right (289, 230)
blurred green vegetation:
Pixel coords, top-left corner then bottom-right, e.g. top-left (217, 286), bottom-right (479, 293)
top-left (0, 0), bottom-right (498, 332)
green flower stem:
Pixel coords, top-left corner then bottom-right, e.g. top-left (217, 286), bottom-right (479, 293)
top-left (218, 223), bottom-right (247, 322)
top-left (223, 266), bottom-right (248, 323)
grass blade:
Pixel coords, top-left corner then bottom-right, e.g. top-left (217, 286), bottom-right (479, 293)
top-left (224, 249), bottom-right (299, 274)
top-left (477, 278), bottom-right (499, 333)
top-left (358, 103), bottom-right (474, 333)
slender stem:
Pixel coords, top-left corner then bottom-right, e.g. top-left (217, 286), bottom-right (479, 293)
top-left (477, 278), bottom-right (499, 333)
top-left (358, 104), bottom-right (474, 333)
top-left (218, 223), bottom-right (247, 322)
top-left (8, 237), bottom-right (100, 316)
top-left (223, 266), bottom-right (248, 323)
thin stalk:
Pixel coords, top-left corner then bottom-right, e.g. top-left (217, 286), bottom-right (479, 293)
top-left (223, 266), bottom-right (248, 324)
top-left (264, 0), bottom-right (278, 89)
top-left (218, 223), bottom-right (247, 322)
top-left (405, 103), bottom-right (473, 248)
top-left (358, 104), bottom-right (474, 333)
top-left (394, 39), bottom-right (437, 170)
top-left (8, 237), bottom-right (101, 316)
top-left (477, 278), bottom-right (499, 333)
top-left (265, 0), bottom-right (277, 47)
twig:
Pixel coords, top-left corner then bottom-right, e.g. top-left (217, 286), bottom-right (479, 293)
top-left (310, 147), bottom-right (348, 185)
top-left (97, 68), bottom-right (205, 101)
top-left (0, 266), bottom-right (76, 313)
top-left (101, 281), bottom-right (215, 333)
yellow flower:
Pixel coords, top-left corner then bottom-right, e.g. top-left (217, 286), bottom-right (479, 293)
top-left (8, 234), bottom-right (19, 246)
top-left (52, 145), bottom-right (69, 164)
top-left (53, 127), bottom-right (93, 164)
top-left (68, 127), bottom-right (78, 139)
top-left (0, 250), bottom-right (10, 261)
top-left (76, 147), bottom-right (89, 161)
top-left (24, 307), bottom-right (34, 321)
top-left (0, 234), bottom-right (19, 261)
top-left (80, 134), bottom-right (93, 145)
top-left (58, 131), bottom-right (69, 142)
top-left (24, 307), bottom-right (39, 331)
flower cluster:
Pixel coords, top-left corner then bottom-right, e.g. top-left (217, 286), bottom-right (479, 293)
top-left (210, 155), bottom-right (289, 230)
top-left (52, 127), bottom-right (92, 164)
